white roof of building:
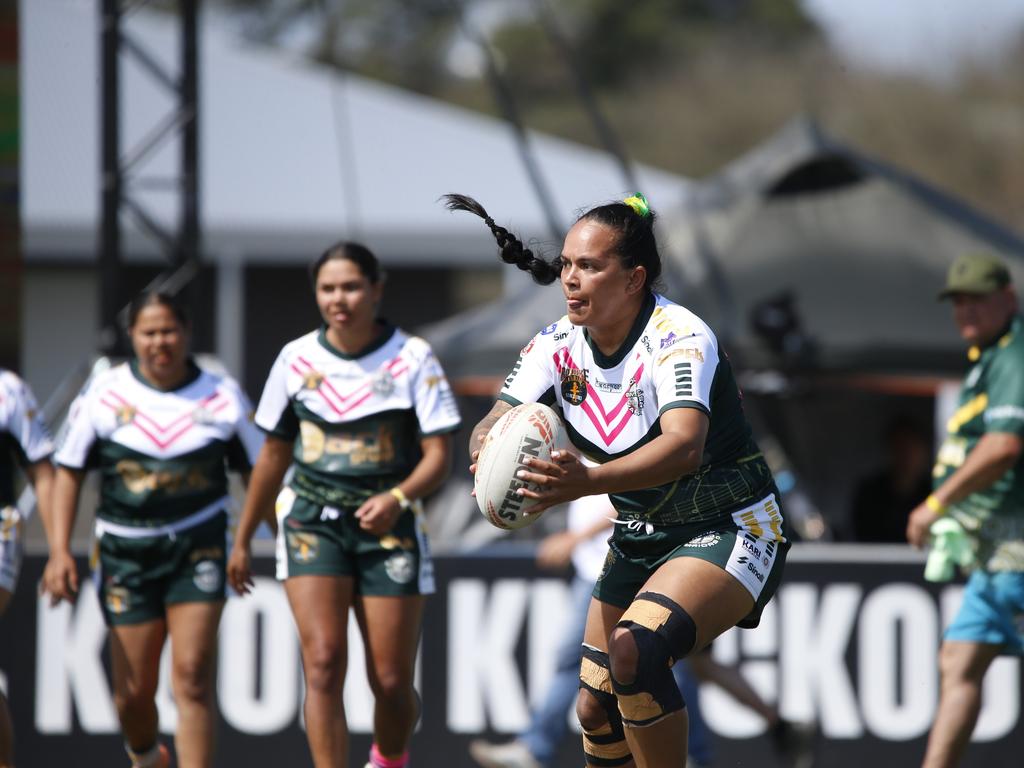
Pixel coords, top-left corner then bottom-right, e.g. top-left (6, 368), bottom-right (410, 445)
top-left (22, 0), bottom-right (692, 265)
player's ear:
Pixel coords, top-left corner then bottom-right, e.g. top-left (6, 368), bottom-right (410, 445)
top-left (627, 266), bottom-right (646, 295)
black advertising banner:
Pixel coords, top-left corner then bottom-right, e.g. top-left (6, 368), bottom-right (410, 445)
top-left (4, 546), bottom-right (1022, 767)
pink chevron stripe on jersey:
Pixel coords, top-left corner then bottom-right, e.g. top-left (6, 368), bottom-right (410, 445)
top-left (553, 350), bottom-right (645, 446)
top-left (292, 355), bottom-right (409, 419)
top-left (100, 389), bottom-right (228, 450)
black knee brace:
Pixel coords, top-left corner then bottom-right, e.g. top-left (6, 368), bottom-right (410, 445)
top-left (578, 645), bottom-right (632, 767)
top-left (611, 591), bottom-right (697, 727)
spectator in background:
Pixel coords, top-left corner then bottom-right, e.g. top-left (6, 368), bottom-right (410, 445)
top-left (907, 253), bottom-right (1024, 768)
top-left (850, 416), bottom-right (932, 543)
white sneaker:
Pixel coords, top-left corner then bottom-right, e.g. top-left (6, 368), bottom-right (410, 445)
top-left (468, 739), bottom-right (541, 768)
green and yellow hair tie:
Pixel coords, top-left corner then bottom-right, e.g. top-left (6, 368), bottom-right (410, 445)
top-left (623, 193), bottom-right (651, 218)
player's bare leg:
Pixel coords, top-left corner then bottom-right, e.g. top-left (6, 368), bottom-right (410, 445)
top-left (287, 574), bottom-right (355, 768)
top-left (166, 601), bottom-right (224, 768)
top-left (921, 640), bottom-right (1001, 768)
top-left (610, 558), bottom-right (753, 768)
top-left (109, 619), bottom-right (168, 762)
top-left (577, 598), bottom-right (636, 768)
top-left (354, 595), bottom-right (425, 763)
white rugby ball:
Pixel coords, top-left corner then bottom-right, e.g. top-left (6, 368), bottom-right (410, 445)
top-left (475, 402), bottom-right (569, 530)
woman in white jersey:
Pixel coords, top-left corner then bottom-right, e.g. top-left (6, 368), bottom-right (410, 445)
top-left (44, 292), bottom-right (263, 768)
top-left (228, 242), bottom-right (460, 768)
top-left (0, 369), bottom-right (54, 768)
top-left (445, 193), bottom-right (790, 768)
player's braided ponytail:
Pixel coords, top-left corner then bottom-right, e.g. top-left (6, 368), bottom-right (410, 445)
top-left (442, 194), bottom-right (559, 285)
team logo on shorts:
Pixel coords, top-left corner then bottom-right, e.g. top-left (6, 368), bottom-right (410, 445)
top-left (288, 532), bottom-right (320, 564)
top-left (372, 370), bottom-right (395, 397)
top-left (115, 404), bottom-right (136, 426)
top-left (684, 533), bottom-right (721, 548)
top-left (385, 552), bottom-right (415, 584)
top-left (303, 370), bottom-right (324, 390)
top-left (105, 585), bottom-right (131, 615)
top-left (193, 560), bottom-right (222, 593)
top-left (560, 368), bottom-right (588, 406)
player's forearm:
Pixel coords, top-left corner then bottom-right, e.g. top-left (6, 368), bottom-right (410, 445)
top-left (400, 434), bottom-right (453, 501)
top-left (470, 400), bottom-right (512, 455)
top-left (49, 467), bottom-right (83, 553)
top-left (236, 438), bottom-right (291, 545)
top-left (589, 432), bottom-right (702, 495)
top-left (933, 431), bottom-right (1023, 507)
top-left (26, 459), bottom-right (55, 540)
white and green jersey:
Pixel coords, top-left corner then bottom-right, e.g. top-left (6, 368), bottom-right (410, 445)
top-left (56, 361), bottom-right (262, 527)
top-left (255, 325), bottom-right (461, 508)
top-left (501, 293), bottom-right (782, 532)
top-left (935, 315), bottom-right (1024, 571)
top-left (0, 370), bottom-right (54, 509)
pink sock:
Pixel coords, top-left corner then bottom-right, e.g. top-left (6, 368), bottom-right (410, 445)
top-left (369, 743), bottom-right (409, 768)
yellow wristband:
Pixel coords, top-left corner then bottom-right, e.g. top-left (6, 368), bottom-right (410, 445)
top-left (389, 487), bottom-right (412, 510)
top-left (925, 494), bottom-right (947, 515)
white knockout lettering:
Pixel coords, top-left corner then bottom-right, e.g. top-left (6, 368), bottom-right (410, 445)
top-left (781, 583), bottom-right (863, 737)
top-left (448, 579), bottom-right (530, 732)
top-left (34, 583), bottom-right (118, 733)
top-left (527, 580), bottom-right (571, 709)
top-left (858, 584), bottom-right (937, 739)
top-left (219, 577), bottom-right (300, 733)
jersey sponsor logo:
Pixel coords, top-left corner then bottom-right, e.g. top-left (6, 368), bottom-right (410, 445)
top-left (193, 560), bottom-right (222, 593)
top-left (540, 322), bottom-right (559, 336)
top-left (658, 346), bottom-right (704, 366)
top-left (298, 420), bottom-right (396, 466)
top-left (504, 359), bottom-right (522, 390)
top-left (640, 335), bottom-right (653, 354)
top-left (626, 381), bottom-right (645, 416)
top-left (385, 551), bottom-right (415, 584)
top-left (673, 362), bottom-right (693, 397)
top-left (985, 405), bottom-right (1024, 423)
top-left (114, 460), bottom-right (213, 495)
top-left (660, 332), bottom-right (678, 350)
top-left (520, 337), bottom-right (537, 356)
top-left (287, 531), bottom-right (320, 564)
top-left (593, 380), bottom-right (622, 393)
top-left (561, 368), bottom-right (588, 406)
top-left (684, 532), bottom-right (721, 548)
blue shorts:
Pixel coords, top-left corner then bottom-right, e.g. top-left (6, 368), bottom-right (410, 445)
top-left (945, 570), bottom-right (1024, 654)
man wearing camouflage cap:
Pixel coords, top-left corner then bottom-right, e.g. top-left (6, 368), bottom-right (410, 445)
top-left (907, 252), bottom-right (1024, 767)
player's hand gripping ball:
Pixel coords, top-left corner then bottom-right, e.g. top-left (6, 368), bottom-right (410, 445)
top-left (475, 403), bottom-right (569, 530)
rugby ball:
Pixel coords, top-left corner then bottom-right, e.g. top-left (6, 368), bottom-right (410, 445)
top-left (475, 403), bottom-right (569, 530)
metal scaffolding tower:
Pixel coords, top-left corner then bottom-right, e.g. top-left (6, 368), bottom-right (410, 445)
top-left (99, 0), bottom-right (199, 353)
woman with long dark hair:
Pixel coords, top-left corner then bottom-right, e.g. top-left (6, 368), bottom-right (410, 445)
top-left (228, 242), bottom-right (460, 768)
top-left (44, 292), bottom-right (262, 768)
top-left (446, 192), bottom-right (791, 768)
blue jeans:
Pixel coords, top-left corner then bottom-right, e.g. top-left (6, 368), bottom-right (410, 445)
top-left (521, 575), bottom-right (714, 766)
top-left (522, 574), bottom-right (593, 765)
